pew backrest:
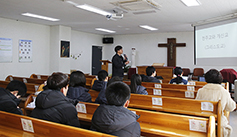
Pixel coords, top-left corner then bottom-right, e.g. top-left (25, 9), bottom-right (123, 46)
top-left (0, 80), bottom-right (40, 94)
top-left (77, 102), bottom-right (215, 137)
top-left (6, 75), bottom-right (45, 85)
top-left (0, 110), bottom-right (114, 137)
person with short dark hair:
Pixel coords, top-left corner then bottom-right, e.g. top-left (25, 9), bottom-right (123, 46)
top-left (170, 67), bottom-right (188, 85)
top-left (142, 66), bottom-right (160, 83)
top-left (112, 45), bottom-right (129, 79)
top-left (130, 74), bottom-right (148, 95)
top-left (92, 70), bottom-right (108, 92)
top-left (91, 81), bottom-right (141, 137)
top-left (66, 71), bottom-right (92, 102)
top-left (95, 76), bottom-right (121, 104)
top-left (31, 72), bottom-right (80, 127)
top-left (0, 80), bottom-right (27, 115)
top-left (195, 69), bottom-right (236, 137)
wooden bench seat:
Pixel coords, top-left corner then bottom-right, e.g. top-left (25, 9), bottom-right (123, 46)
top-left (5, 75), bottom-right (45, 85)
top-left (88, 89), bottom-right (221, 136)
top-left (0, 80), bottom-right (40, 95)
top-left (30, 74), bottom-right (97, 88)
top-left (76, 102), bottom-right (215, 137)
top-left (0, 110), bottom-right (114, 137)
top-left (146, 87), bottom-right (198, 98)
top-left (124, 81), bottom-right (229, 91)
top-left (30, 74), bottom-right (49, 80)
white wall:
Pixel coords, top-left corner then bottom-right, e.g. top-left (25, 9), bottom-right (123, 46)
top-left (49, 25), bottom-right (71, 74)
top-left (103, 32), bottom-right (237, 74)
top-left (0, 18), bottom-right (50, 80)
top-left (70, 30), bottom-right (102, 74)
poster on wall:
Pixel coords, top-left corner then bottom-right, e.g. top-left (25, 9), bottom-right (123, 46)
top-left (0, 37), bottom-right (12, 63)
top-left (19, 39), bottom-right (32, 62)
top-left (61, 41), bottom-right (70, 58)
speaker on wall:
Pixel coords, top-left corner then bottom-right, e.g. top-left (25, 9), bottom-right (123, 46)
top-left (103, 37), bottom-right (113, 44)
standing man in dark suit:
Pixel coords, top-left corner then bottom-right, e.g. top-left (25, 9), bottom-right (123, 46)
top-left (112, 45), bottom-right (129, 80)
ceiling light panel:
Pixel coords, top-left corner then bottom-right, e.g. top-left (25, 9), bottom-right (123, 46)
top-left (21, 13), bottom-right (60, 21)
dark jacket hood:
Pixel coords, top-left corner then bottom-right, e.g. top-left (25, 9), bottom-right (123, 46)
top-left (92, 80), bottom-right (107, 91)
top-left (137, 85), bottom-right (147, 94)
top-left (35, 89), bottom-right (69, 109)
top-left (0, 87), bottom-right (21, 106)
top-left (92, 104), bottom-right (139, 133)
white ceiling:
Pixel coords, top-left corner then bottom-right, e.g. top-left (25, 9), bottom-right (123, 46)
top-left (0, 0), bottom-right (237, 35)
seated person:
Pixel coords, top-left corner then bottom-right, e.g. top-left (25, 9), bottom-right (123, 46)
top-left (95, 76), bottom-right (121, 104)
top-left (195, 69), bottom-right (236, 137)
top-left (91, 81), bottom-right (141, 137)
top-left (130, 74), bottom-right (148, 95)
top-left (92, 70), bottom-right (108, 92)
top-left (142, 66), bottom-right (160, 83)
top-left (0, 80), bottom-right (26, 115)
top-left (67, 71), bottom-right (92, 102)
top-left (31, 72), bottom-right (80, 127)
top-left (170, 67), bottom-right (188, 85)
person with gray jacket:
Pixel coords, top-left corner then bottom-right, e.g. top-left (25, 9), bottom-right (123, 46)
top-left (91, 81), bottom-right (140, 137)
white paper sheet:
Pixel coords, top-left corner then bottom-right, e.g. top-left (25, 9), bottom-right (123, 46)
top-left (76, 103), bottom-right (87, 113)
top-left (152, 97), bottom-right (162, 106)
top-left (21, 118), bottom-right (34, 133)
top-left (189, 119), bottom-right (207, 132)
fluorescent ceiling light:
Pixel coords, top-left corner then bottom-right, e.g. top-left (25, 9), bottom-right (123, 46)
top-left (181, 0), bottom-right (201, 7)
top-left (76, 4), bottom-right (111, 16)
top-left (95, 28), bottom-right (116, 33)
top-left (139, 25), bottom-right (158, 31)
top-left (21, 13), bottom-right (60, 21)
top-left (65, 1), bottom-right (78, 6)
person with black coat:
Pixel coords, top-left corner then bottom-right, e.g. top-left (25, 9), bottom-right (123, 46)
top-left (67, 71), bottom-right (92, 102)
top-left (31, 72), bottom-right (80, 128)
top-left (130, 74), bottom-right (148, 95)
top-left (0, 80), bottom-right (27, 115)
top-left (92, 70), bottom-right (108, 92)
top-left (112, 45), bottom-right (129, 79)
top-left (91, 81), bottom-right (141, 137)
top-left (143, 66), bottom-right (161, 83)
top-left (95, 76), bottom-right (121, 104)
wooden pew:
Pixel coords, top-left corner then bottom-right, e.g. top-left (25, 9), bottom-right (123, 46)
top-left (5, 75), bottom-right (45, 85)
top-left (88, 89), bottom-right (222, 136)
top-left (24, 92), bottom-right (220, 137)
top-left (0, 110), bottom-right (114, 137)
top-left (76, 102), bottom-right (215, 137)
top-left (124, 81), bottom-right (229, 91)
top-left (30, 74), bottom-right (49, 80)
top-left (88, 90), bottom-right (220, 118)
top-left (0, 80), bottom-right (40, 95)
top-left (30, 74), bottom-right (97, 88)
top-left (145, 87), bottom-right (197, 99)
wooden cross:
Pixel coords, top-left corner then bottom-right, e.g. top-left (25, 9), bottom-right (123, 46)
top-left (158, 38), bottom-right (186, 67)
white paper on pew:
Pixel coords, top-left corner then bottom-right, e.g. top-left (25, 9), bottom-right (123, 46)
top-left (131, 111), bottom-right (136, 114)
top-left (201, 102), bottom-right (214, 112)
top-left (189, 119), bottom-right (206, 132)
top-left (153, 89), bottom-right (162, 95)
top-left (159, 80), bottom-right (162, 83)
top-left (185, 91), bottom-right (195, 98)
top-left (34, 85), bottom-right (39, 92)
top-left (21, 118), bottom-right (34, 133)
top-left (188, 81), bottom-right (196, 85)
top-left (190, 92), bottom-right (194, 98)
top-left (187, 86), bottom-right (195, 91)
top-left (9, 77), bottom-right (13, 81)
top-left (154, 84), bottom-right (162, 88)
top-left (37, 75), bottom-right (41, 79)
top-left (76, 103), bottom-right (87, 113)
top-left (23, 78), bottom-right (27, 83)
top-left (152, 97), bottom-right (162, 106)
